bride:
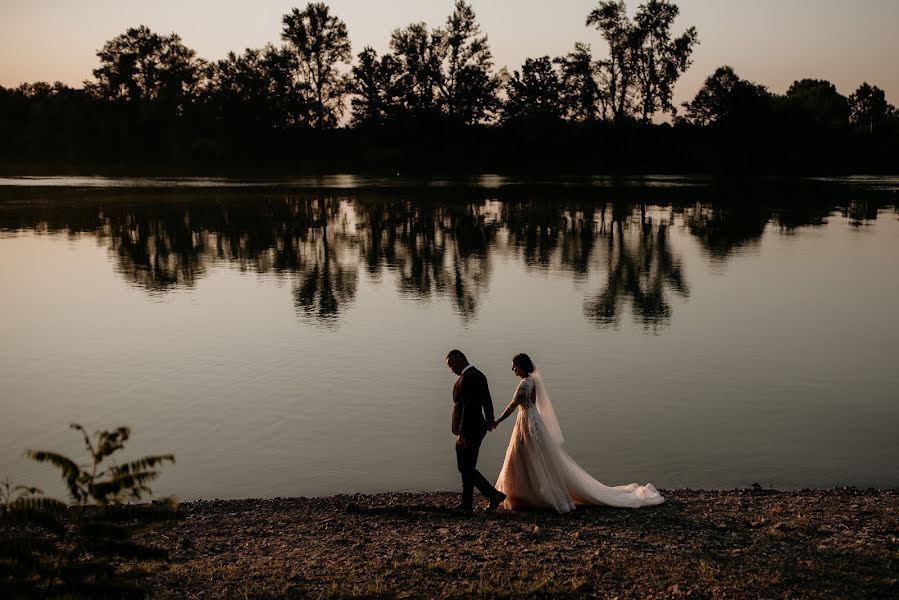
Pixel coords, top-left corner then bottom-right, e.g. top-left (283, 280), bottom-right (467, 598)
top-left (490, 353), bottom-right (664, 514)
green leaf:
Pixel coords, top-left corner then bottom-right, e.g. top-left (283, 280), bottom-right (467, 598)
top-left (96, 427), bottom-right (131, 460)
top-left (70, 423), bottom-right (96, 457)
top-left (91, 470), bottom-right (163, 502)
top-left (12, 484), bottom-right (43, 496)
top-left (26, 450), bottom-right (82, 501)
top-left (110, 454), bottom-right (176, 477)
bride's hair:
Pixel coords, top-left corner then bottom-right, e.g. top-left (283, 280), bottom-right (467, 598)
top-left (512, 353), bottom-right (535, 375)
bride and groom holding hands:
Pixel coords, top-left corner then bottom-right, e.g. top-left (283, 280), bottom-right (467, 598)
top-left (447, 349), bottom-right (664, 514)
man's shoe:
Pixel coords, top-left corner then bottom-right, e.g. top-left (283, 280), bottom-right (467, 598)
top-left (485, 492), bottom-right (506, 513)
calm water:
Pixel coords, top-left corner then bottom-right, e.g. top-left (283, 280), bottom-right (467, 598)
top-left (1, 176), bottom-right (897, 500)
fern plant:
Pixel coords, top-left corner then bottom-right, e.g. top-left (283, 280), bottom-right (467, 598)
top-left (1, 424), bottom-right (180, 599)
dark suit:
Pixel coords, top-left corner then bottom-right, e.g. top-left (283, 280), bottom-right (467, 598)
top-left (451, 366), bottom-right (499, 507)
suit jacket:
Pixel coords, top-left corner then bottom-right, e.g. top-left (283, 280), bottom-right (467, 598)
top-left (451, 366), bottom-right (495, 440)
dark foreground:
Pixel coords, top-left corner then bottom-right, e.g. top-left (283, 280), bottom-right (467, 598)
top-left (141, 489), bottom-right (898, 599)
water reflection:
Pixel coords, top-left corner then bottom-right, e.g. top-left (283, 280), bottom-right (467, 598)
top-left (585, 217), bottom-right (688, 331)
top-left (681, 203), bottom-right (769, 261)
top-left (109, 207), bottom-right (209, 291)
top-left (0, 185), bottom-right (892, 329)
top-left (361, 200), bottom-right (496, 322)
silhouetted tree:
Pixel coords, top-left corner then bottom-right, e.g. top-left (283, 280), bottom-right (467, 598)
top-left (556, 43), bottom-right (604, 121)
top-left (379, 2), bottom-right (498, 125)
top-left (5, 0), bottom-right (899, 172)
top-left (0, 82), bottom-right (96, 159)
top-left (89, 26), bottom-right (204, 113)
top-left (350, 47), bottom-right (403, 126)
top-left (440, 1), bottom-right (499, 124)
top-left (206, 44), bottom-right (308, 131)
top-left (631, 0), bottom-right (698, 122)
top-left (389, 22), bottom-right (446, 120)
top-left (501, 57), bottom-right (565, 124)
top-left (586, 0), bottom-right (697, 122)
top-left (849, 82), bottom-right (895, 134)
top-left (681, 66), bottom-right (772, 127)
top-left (780, 79), bottom-right (850, 130)
top-left (587, 1), bottom-right (638, 121)
top-left (281, 3), bottom-right (352, 128)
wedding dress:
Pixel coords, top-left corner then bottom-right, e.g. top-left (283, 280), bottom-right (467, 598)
top-left (494, 371), bottom-right (664, 514)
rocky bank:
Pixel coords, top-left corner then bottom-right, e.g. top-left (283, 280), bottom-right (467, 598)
top-left (140, 488), bottom-right (898, 598)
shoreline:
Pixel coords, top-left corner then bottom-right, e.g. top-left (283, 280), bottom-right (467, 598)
top-left (3, 164), bottom-right (899, 181)
top-left (142, 488), bottom-right (898, 598)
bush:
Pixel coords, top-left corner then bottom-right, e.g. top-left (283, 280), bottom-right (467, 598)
top-left (1, 424), bottom-right (179, 598)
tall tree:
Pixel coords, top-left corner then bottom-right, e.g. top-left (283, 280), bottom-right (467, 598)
top-left (281, 3), bottom-right (351, 128)
top-left (781, 79), bottom-right (850, 129)
top-left (586, 1), bottom-right (638, 121)
top-left (501, 57), bottom-right (566, 124)
top-left (440, 1), bottom-right (499, 124)
top-left (389, 22), bottom-right (446, 119)
top-left (556, 42), bottom-right (604, 121)
top-left (681, 66), bottom-right (772, 127)
top-left (849, 82), bottom-right (895, 134)
top-left (207, 45), bottom-right (309, 130)
top-left (350, 47), bottom-right (403, 126)
top-left (631, 0), bottom-right (698, 122)
top-left (90, 25), bottom-right (204, 112)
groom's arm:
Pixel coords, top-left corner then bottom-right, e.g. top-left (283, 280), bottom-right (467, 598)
top-left (481, 374), bottom-right (495, 425)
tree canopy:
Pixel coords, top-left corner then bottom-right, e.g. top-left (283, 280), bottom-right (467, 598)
top-left (90, 25), bottom-right (204, 113)
top-left (281, 2), bottom-right (352, 128)
top-left (1, 0), bottom-right (896, 172)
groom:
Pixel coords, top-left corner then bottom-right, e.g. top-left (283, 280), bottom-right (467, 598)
top-left (446, 349), bottom-right (506, 512)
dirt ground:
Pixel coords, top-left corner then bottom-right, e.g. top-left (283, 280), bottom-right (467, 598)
top-left (141, 488), bottom-right (899, 598)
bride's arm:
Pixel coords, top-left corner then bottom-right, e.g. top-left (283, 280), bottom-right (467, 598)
top-left (494, 404), bottom-right (515, 427)
top-left (493, 379), bottom-right (527, 427)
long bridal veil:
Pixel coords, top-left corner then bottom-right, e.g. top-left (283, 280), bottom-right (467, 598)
top-left (532, 368), bottom-right (564, 446)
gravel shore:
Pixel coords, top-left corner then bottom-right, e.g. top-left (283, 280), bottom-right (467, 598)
top-left (142, 488), bottom-right (899, 598)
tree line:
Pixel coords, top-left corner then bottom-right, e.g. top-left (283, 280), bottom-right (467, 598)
top-left (1, 0), bottom-right (896, 172)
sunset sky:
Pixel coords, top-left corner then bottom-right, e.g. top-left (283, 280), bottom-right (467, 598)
top-left (2, 0), bottom-right (897, 108)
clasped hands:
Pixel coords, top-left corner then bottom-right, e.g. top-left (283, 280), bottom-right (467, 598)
top-left (457, 421), bottom-right (500, 448)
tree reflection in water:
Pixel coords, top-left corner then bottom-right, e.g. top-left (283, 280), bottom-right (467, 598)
top-left (354, 198), bottom-right (495, 322)
top-left (108, 206), bottom-right (209, 292)
top-left (680, 202), bottom-right (769, 262)
top-left (840, 199), bottom-right (880, 227)
top-left (0, 186), bottom-right (887, 329)
top-left (292, 199), bottom-right (358, 325)
top-left (584, 206), bottom-right (688, 331)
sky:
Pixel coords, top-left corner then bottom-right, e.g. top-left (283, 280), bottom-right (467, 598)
top-left (1, 0), bottom-right (898, 108)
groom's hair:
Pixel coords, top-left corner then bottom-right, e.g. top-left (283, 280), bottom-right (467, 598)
top-left (446, 349), bottom-right (467, 362)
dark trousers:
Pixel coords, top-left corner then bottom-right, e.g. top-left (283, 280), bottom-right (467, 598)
top-left (456, 436), bottom-right (498, 507)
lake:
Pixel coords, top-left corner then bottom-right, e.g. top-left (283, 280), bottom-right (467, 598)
top-left (1, 175), bottom-right (897, 500)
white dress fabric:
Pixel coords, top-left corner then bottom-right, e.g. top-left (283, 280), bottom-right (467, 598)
top-left (495, 374), bottom-right (664, 514)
